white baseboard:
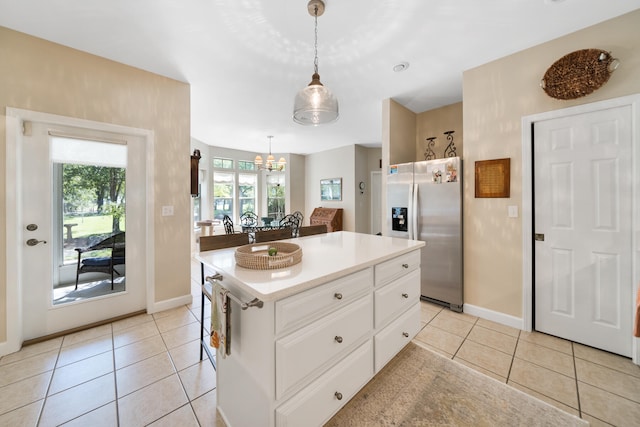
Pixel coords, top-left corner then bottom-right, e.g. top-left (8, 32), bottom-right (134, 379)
top-left (0, 341), bottom-right (22, 358)
top-left (463, 304), bottom-right (524, 331)
top-left (147, 294), bottom-right (193, 314)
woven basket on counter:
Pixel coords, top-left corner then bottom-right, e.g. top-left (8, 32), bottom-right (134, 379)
top-left (235, 242), bottom-right (302, 270)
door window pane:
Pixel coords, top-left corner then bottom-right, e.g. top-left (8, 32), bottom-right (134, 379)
top-left (51, 136), bottom-right (127, 304)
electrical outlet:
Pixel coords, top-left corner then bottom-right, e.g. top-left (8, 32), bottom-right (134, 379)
top-left (162, 205), bottom-right (174, 216)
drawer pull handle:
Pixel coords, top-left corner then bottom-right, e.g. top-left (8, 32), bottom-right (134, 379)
top-left (334, 336), bottom-right (343, 344)
top-left (402, 332), bottom-right (409, 338)
top-left (402, 263), bottom-right (409, 269)
top-left (335, 391), bottom-right (343, 400)
top-left (402, 293), bottom-right (409, 298)
top-left (334, 292), bottom-right (343, 300)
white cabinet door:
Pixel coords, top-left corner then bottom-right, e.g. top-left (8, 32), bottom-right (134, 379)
top-left (275, 341), bottom-right (373, 427)
top-left (275, 295), bottom-right (372, 399)
top-left (374, 302), bottom-right (420, 372)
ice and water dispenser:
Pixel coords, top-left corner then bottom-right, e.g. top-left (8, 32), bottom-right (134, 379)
top-left (391, 207), bottom-right (408, 232)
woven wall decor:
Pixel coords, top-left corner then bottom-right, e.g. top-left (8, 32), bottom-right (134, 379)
top-left (540, 49), bottom-right (619, 100)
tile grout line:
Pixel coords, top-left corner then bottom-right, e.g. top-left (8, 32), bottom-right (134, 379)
top-left (451, 316), bottom-right (478, 359)
top-left (35, 335), bottom-right (64, 426)
top-left (570, 342), bottom-right (583, 420)
top-left (111, 324), bottom-right (121, 427)
top-left (169, 303), bottom-right (206, 427)
top-left (504, 329), bottom-right (521, 383)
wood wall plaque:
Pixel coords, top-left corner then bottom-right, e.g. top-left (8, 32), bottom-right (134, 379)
top-left (475, 158), bottom-right (510, 198)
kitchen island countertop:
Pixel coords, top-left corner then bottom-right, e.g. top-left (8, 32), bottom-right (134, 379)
top-left (195, 231), bottom-right (425, 301)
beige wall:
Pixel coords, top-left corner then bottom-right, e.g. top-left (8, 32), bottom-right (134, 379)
top-left (305, 145), bottom-right (356, 231)
top-left (354, 145), bottom-right (370, 234)
top-left (386, 99), bottom-right (417, 166)
top-left (287, 154), bottom-right (306, 220)
top-left (463, 9), bottom-right (640, 317)
top-left (0, 27), bottom-right (191, 342)
top-left (416, 102), bottom-right (463, 160)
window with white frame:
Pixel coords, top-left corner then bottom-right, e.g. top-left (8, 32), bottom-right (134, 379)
top-left (266, 174), bottom-right (285, 220)
top-left (239, 173), bottom-right (257, 215)
top-left (213, 172), bottom-right (234, 220)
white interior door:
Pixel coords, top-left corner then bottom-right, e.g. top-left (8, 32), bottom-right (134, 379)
top-left (534, 105), bottom-right (633, 357)
top-left (21, 121), bottom-right (147, 341)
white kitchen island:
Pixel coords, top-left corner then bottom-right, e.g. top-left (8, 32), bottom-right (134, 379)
top-left (196, 231), bottom-right (425, 427)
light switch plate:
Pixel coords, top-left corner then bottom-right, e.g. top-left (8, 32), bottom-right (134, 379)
top-left (508, 205), bottom-right (518, 218)
top-left (162, 205), bottom-right (174, 216)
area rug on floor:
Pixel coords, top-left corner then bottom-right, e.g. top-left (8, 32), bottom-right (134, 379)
top-left (325, 342), bottom-right (587, 427)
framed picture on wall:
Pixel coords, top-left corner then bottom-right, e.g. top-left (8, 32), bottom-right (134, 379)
top-left (475, 158), bottom-right (510, 198)
top-left (320, 178), bottom-right (342, 201)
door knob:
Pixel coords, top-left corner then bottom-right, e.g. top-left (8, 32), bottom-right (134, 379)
top-left (26, 239), bottom-right (47, 246)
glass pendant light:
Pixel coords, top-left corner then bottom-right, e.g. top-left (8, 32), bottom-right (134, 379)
top-left (293, 0), bottom-right (339, 126)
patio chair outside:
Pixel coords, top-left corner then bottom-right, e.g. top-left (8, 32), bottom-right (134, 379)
top-left (74, 232), bottom-right (125, 290)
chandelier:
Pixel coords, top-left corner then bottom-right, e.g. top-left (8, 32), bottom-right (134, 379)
top-left (292, 0), bottom-right (339, 126)
top-left (254, 136), bottom-right (286, 171)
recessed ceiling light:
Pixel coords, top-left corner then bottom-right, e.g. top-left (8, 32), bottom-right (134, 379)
top-left (393, 62), bottom-right (409, 72)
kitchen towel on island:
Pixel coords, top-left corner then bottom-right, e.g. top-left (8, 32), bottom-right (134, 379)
top-left (634, 285), bottom-right (640, 338)
top-left (210, 282), bottom-right (231, 357)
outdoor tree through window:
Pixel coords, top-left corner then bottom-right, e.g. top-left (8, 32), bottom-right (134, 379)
top-left (62, 164), bottom-right (126, 264)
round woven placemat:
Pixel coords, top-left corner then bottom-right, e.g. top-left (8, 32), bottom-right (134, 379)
top-left (541, 49), bottom-right (616, 100)
top-left (235, 242), bottom-right (302, 270)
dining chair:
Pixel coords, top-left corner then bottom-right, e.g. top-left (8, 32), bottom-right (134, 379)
top-left (223, 215), bottom-right (235, 234)
top-left (198, 233), bottom-right (249, 366)
top-left (254, 228), bottom-right (292, 243)
top-left (239, 211), bottom-right (258, 227)
top-left (292, 211), bottom-right (304, 226)
top-left (278, 214), bottom-right (298, 233)
top-left (298, 224), bottom-right (327, 237)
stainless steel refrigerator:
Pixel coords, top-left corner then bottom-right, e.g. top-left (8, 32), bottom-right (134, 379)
top-left (386, 158), bottom-right (463, 312)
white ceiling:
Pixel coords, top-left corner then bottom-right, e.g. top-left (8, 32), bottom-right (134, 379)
top-left (1, 0), bottom-right (639, 155)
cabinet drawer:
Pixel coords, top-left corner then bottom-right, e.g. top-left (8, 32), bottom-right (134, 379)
top-left (374, 302), bottom-right (420, 373)
top-left (276, 295), bottom-right (372, 399)
top-left (275, 268), bottom-right (372, 335)
top-left (374, 268), bottom-right (420, 329)
top-left (374, 250), bottom-right (420, 287)
top-left (276, 340), bottom-right (373, 427)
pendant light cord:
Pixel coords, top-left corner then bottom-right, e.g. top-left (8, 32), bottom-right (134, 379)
top-left (313, 5), bottom-right (319, 75)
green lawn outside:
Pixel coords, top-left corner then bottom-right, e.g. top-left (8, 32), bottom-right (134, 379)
top-left (62, 214), bottom-right (125, 264)
top-left (63, 214), bottom-right (125, 239)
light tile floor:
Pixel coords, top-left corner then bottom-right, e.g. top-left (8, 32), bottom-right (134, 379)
top-left (415, 301), bottom-right (640, 427)
top-left (1, 260), bottom-right (639, 426)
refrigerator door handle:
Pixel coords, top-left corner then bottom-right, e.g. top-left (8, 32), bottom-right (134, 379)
top-left (412, 183), bottom-right (419, 240)
top-left (407, 183), bottom-right (413, 240)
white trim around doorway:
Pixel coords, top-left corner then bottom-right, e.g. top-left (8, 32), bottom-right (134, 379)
top-left (521, 94), bottom-right (640, 364)
top-left (3, 108), bottom-right (156, 356)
